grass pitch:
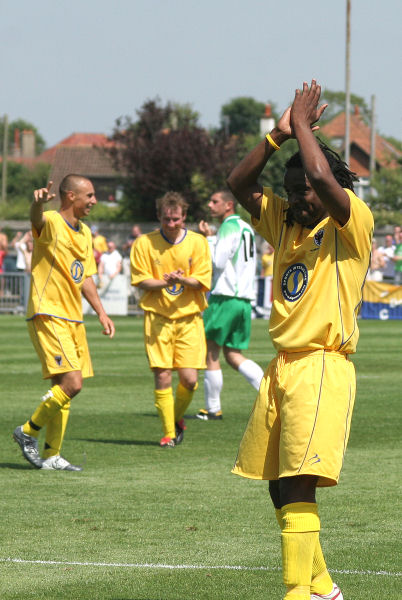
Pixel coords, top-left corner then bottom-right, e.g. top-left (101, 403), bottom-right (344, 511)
top-left (1, 315), bottom-right (401, 599)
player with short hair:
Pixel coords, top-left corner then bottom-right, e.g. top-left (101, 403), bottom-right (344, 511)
top-left (228, 80), bottom-right (373, 600)
top-left (196, 190), bottom-right (264, 421)
top-left (130, 191), bottom-right (212, 447)
top-left (13, 177), bottom-right (115, 471)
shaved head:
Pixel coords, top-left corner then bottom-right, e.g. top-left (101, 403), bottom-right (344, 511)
top-left (59, 174), bottom-right (91, 201)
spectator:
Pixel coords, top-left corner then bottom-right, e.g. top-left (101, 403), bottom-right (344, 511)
top-left (367, 239), bottom-right (385, 281)
top-left (0, 247), bottom-right (6, 274)
top-left (0, 227), bottom-right (8, 274)
top-left (122, 224), bottom-right (143, 256)
top-left (392, 230), bottom-right (402, 285)
top-left (260, 241), bottom-right (274, 277)
top-left (378, 234), bottom-right (395, 280)
top-left (12, 231), bottom-right (33, 272)
top-left (98, 240), bottom-right (123, 287)
top-left (0, 227), bottom-right (8, 251)
top-left (91, 225), bottom-right (108, 265)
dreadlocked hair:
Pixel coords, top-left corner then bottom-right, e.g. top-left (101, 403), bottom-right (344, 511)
top-left (284, 138), bottom-right (359, 226)
top-left (285, 138), bottom-right (359, 190)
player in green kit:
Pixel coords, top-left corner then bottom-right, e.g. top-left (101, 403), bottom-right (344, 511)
top-left (197, 190), bottom-right (264, 420)
top-left (228, 80), bottom-right (373, 600)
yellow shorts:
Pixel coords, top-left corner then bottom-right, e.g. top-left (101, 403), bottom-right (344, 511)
top-left (144, 311), bottom-right (207, 370)
top-left (28, 315), bottom-right (94, 380)
top-left (232, 350), bottom-right (356, 487)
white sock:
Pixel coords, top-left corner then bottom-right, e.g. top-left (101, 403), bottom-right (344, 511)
top-left (204, 369), bottom-right (223, 413)
top-left (238, 359), bottom-right (264, 391)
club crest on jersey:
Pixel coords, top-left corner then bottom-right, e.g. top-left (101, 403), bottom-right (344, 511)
top-left (281, 263), bottom-right (308, 302)
top-left (70, 259), bottom-right (84, 283)
top-left (166, 283), bottom-right (184, 296)
top-left (314, 229), bottom-right (325, 247)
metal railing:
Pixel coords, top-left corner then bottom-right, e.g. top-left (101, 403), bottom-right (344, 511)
top-left (0, 273), bottom-right (30, 314)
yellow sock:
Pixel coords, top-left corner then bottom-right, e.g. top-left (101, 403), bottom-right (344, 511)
top-left (154, 388), bottom-right (175, 439)
top-left (175, 382), bottom-right (197, 422)
top-left (43, 401), bottom-right (71, 459)
top-left (281, 502), bottom-right (320, 600)
top-left (278, 504), bottom-right (333, 596)
top-left (23, 385), bottom-right (71, 435)
top-left (310, 536), bottom-right (333, 595)
top-left (284, 586), bottom-right (310, 599)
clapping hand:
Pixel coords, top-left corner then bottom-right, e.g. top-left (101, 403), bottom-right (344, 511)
top-left (290, 79), bottom-right (328, 132)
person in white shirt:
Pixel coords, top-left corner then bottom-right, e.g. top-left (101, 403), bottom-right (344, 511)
top-left (13, 231), bottom-right (33, 272)
top-left (378, 234), bottom-right (395, 280)
top-left (98, 240), bottom-right (122, 285)
top-left (196, 190), bottom-right (264, 420)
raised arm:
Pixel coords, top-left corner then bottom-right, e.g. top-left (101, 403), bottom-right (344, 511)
top-left (290, 80), bottom-right (350, 226)
top-left (30, 181), bottom-right (56, 234)
top-left (226, 111), bottom-right (292, 220)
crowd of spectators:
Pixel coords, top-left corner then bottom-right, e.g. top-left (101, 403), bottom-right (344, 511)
top-left (367, 225), bottom-right (402, 282)
top-left (1, 222), bottom-right (401, 287)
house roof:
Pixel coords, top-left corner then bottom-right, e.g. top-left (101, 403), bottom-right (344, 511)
top-left (320, 108), bottom-right (401, 177)
top-left (47, 146), bottom-right (120, 203)
top-left (36, 133), bottom-right (112, 163)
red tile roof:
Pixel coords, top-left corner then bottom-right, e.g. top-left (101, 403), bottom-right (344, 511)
top-left (36, 133), bottom-right (113, 163)
top-left (320, 109), bottom-right (401, 177)
top-left (47, 145), bottom-right (120, 202)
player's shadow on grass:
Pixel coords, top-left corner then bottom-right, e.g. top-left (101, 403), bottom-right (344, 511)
top-left (75, 438), bottom-right (160, 447)
top-left (0, 462), bottom-right (36, 470)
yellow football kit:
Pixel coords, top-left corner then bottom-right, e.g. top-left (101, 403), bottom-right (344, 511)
top-left (131, 228), bottom-right (211, 319)
top-left (131, 229), bottom-right (211, 368)
top-left (233, 188), bottom-right (373, 486)
top-left (27, 210), bottom-right (97, 378)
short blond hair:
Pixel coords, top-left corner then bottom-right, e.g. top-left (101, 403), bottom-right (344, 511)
top-left (156, 191), bottom-right (189, 216)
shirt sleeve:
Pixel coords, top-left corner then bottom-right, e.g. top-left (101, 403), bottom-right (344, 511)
top-left (32, 211), bottom-right (55, 244)
top-left (334, 190), bottom-right (374, 259)
top-left (251, 187), bottom-right (287, 248)
top-left (130, 236), bottom-right (153, 286)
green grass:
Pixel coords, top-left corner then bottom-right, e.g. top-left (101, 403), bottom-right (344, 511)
top-left (1, 316), bottom-right (401, 599)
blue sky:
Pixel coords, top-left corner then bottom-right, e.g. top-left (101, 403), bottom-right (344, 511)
top-left (1, 0), bottom-right (401, 148)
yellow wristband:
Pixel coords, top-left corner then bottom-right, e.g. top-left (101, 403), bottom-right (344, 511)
top-left (265, 133), bottom-right (280, 151)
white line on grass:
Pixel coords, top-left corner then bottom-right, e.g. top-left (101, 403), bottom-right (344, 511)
top-left (1, 558), bottom-right (400, 578)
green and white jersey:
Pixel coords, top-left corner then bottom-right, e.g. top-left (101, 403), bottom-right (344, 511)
top-left (210, 214), bottom-right (256, 300)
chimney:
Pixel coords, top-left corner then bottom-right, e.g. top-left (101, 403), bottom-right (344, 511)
top-left (21, 130), bottom-right (35, 158)
top-left (260, 104), bottom-right (275, 137)
top-left (354, 105), bottom-right (360, 116)
top-left (13, 128), bottom-right (21, 158)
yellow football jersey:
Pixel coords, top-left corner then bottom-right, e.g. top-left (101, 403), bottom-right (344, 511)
top-left (131, 229), bottom-right (211, 320)
top-left (253, 188), bottom-right (373, 353)
top-left (27, 211), bottom-right (97, 322)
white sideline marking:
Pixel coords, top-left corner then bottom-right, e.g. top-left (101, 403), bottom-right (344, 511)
top-left (1, 558), bottom-right (400, 577)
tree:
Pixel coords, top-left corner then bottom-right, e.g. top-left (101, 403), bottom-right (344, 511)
top-left (0, 161), bottom-right (51, 219)
top-left (107, 99), bottom-right (238, 221)
top-left (0, 118), bottom-right (46, 157)
top-left (320, 90), bottom-right (370, 124)
top-left (220, 97), bottom-right (267, 136)
top-left (367, 160), bottom-right (402, 225)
